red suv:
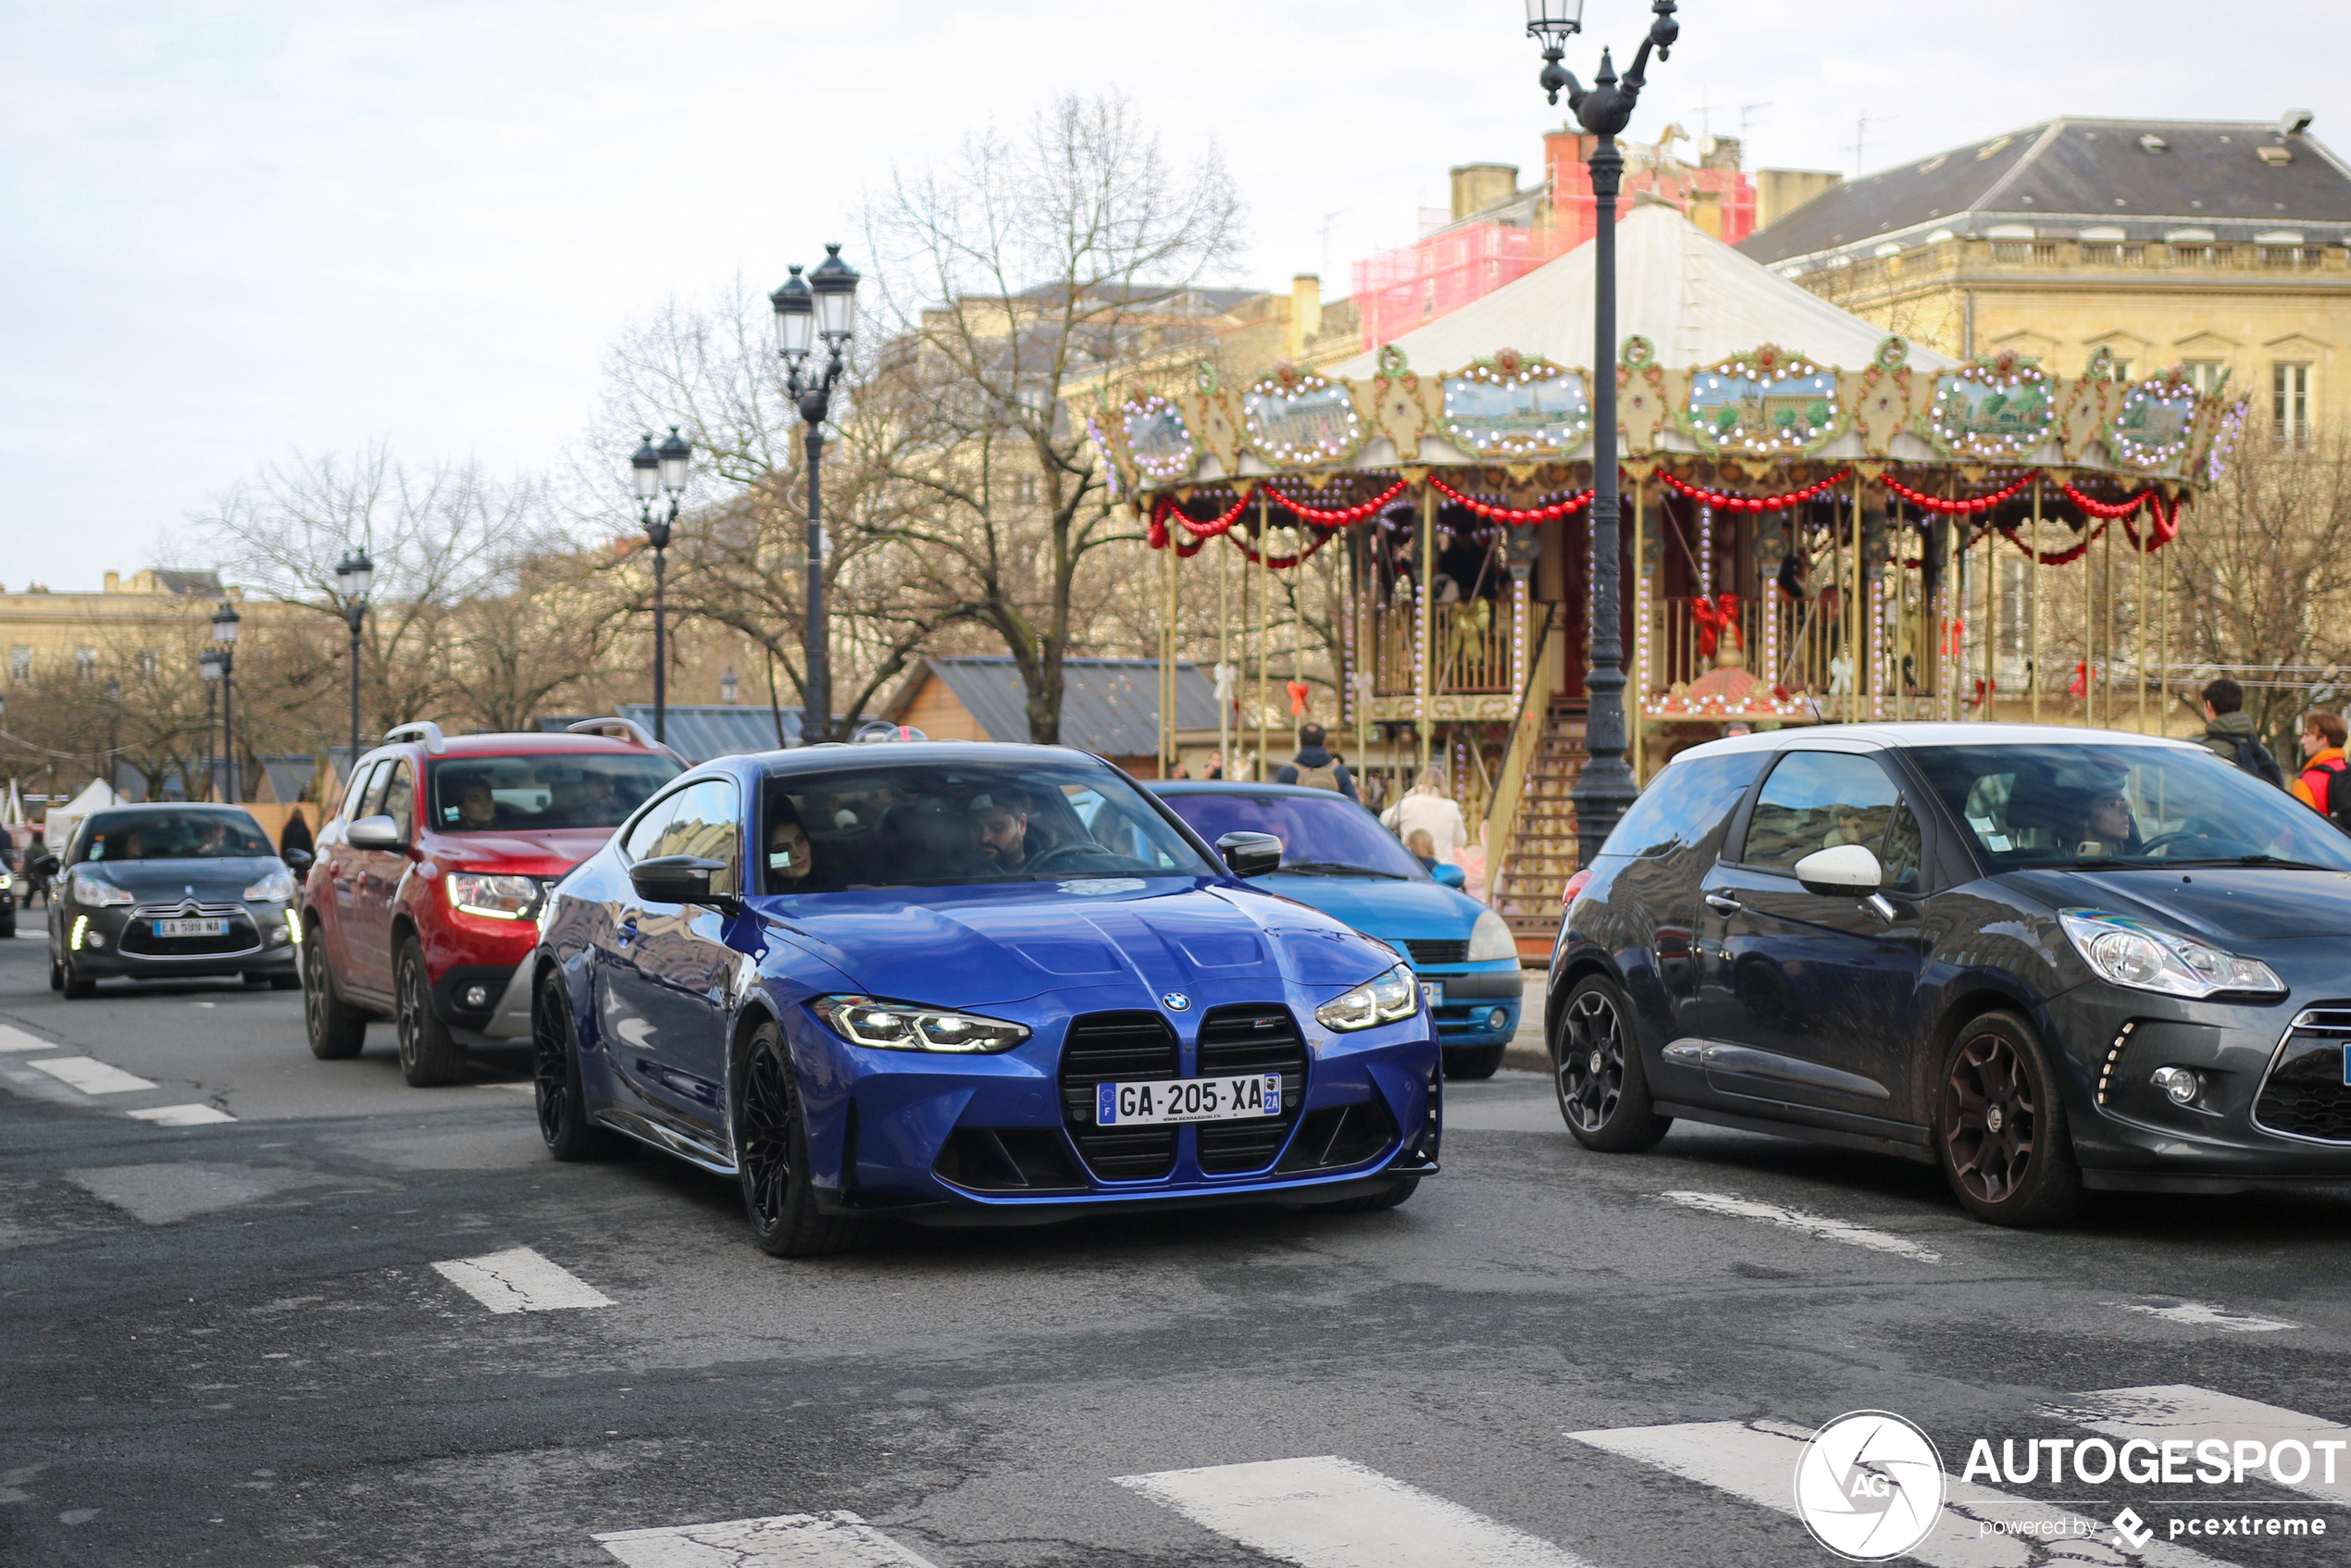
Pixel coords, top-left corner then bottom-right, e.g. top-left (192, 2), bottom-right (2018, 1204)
top-left (300, 721), bottom-right (682, 1085)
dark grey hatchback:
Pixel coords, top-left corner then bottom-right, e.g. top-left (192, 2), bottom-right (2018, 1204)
top-left (1550, 723), bottom-right (2351, 1226)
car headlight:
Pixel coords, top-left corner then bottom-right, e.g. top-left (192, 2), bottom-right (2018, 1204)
top-left (1467, 908), bottom-right (1517, 963)
top-left (243, 868), bottom-right (298, 902)
top-left (811, 995), bottom-right (1030, 1052)
top-left (1315, 962), bottom-right (1422, 1032)
top-left (446, 872), bottom-right (541, 920)
top-left (0, 870), bottom-right (14, 891)
top-left (2059, 909), bottom-right (2285, 1000)
top-left (71, 869), bottom-right (134, 906)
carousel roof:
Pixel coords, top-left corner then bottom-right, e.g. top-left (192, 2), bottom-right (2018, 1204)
top-left (1328, 204), bottom-right (1959, 379)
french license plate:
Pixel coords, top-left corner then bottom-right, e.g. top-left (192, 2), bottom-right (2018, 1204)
top-left (1421, 980), bottom-right (1444, 1008)
top-left (154, 918), bottom-right (228, 939)
top-left (1095, 1072), bottom-right (1281, 1126)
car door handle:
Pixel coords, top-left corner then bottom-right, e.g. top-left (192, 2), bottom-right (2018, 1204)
top-left (1703, 892), bottom-right (1742, 914)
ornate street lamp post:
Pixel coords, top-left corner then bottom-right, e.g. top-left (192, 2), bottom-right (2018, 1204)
top-left (334, 548), bottom-right (374, 765)
top-left (770, 244), bottom-right (861, 745)
top-left (1525, 0), bottom-right (1681, 868)
top-left (630, 429), bottom-right (691, 743)
top-left (197, 647), bottom-right (225, 802)
top-left (210, 602), bottom-right (242, 803)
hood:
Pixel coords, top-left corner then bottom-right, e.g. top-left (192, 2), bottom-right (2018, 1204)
top-left (1253, 871), bottom-right (1482, 942)
top-left (755, 877), bottom-right (1393, 1006)
top-left (80, 856), bottom-right (277, 896)
top-left (429, 828), bottom-right (615, 874)
top-left (2009, 865), bottom-right (2351, 945)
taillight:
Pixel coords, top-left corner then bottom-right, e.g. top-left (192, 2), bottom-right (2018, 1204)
top-left (1561, 867), bottom-right (1594, 912)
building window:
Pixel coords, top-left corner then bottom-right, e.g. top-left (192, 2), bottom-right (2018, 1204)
top-left (2171, 243), bottom-right (2235, 268)
top-left (2081, 243), bottom-right (2144, 266)
top-left (1014, 473), bottom-right (1039, 506)
top-left (7, 647), bottom-right (27, 682)
top-left (137, 649), bottom-right (158, 680)
top-left (1992, 242), bottom-right (2058, 266)
top-left (2106, 358), bottom-right (2133, 382)
top-left (2183, 360), bottom-right (2229, 396)
top-left (2260, 245), bottom-right (2315, 269)
top-left (74, 647), bottom-right (95, 678)
top-left (2274, 363), bottom-right (2313, 445)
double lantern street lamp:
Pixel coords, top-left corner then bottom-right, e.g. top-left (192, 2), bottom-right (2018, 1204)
top-left (628, 427), bottom-right (692, 743)
top-left (1524, 0), bottom-right (1681, 869)
top-left (769, 244), bottom-right (860, 745)
top-left (206, 601), bottom-right (241, 802)
top-left (333, 549), bottom-right (374, 765)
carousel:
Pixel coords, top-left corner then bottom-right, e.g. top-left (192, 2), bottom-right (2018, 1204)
top-left (1088, 204), bottom-right (2246, 940)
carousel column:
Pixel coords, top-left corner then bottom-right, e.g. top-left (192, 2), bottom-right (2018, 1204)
top-left (2134, 505), bottom-right (2149, 732)
top-left (1632, 483), bottom-right (1649, 783)
top-left (1217, 528), bottom-right (1233, 776)
top-left (2082, 504), bottom-right (2095, 724)
top-left (2030, 479), bottom-right (2045, 723)
top-left (1848, 475), bottom-right (1865, 721)
top-left (1161, 536), bottom-right (1179, 775)
top-left (1255, 493), bottom-right (1272, 781)
top-left (1984, 508), bottom-right (1997, 717)
top-left (2104, 516), bottom-right (2119, 731)
top-left (1416, 480), bottom-right (1435, 775)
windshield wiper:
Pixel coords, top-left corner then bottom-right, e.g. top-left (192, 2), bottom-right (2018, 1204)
top-left (2081, 855), bottom-right (2343, 873)
top-left (1275, 860), bottom-right (1411, 880)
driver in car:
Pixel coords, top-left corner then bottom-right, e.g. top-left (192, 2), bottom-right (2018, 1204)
top-left (766, 800), bottom-right (816, 887)
top-left (2073, 786), bottom-right (2144, 857)
top-left (456, 781), bottom-right (501, 829)
top-left (970, 792), bottom-right (1032, 872)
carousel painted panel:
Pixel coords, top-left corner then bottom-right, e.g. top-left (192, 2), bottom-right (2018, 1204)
top-left (1241, 367), bottom-right (1367, 467)
top-left (1439, 352), bottom-right (1593, 458)
top-left (1119, 392), bottom-right (1198, 485)
top-left (2108, 374), bottom-right (2201, 473)
top-left (1921, 353), bottom-right (2059, 460)
top-left (1680, 345), bottom-right (1847, 456)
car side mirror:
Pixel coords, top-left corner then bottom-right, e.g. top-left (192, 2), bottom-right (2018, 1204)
top-left (1430, 863), bottom-right (1467, 890)
top-left (282, 848), bottom-right (315, 874)
top-left (346, 815), bottom-right (406, 852)
top-left (31, 855), bottom-right (58, 879)
top-left (1215, 830), bottom-right (1283, 878)
top-left (630, 854), bottom-right (740, 913)
top-left (1794, 843), bottom-right (1884, 897)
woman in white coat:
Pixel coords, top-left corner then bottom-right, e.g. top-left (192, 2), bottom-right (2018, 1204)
top-left (1381, 765), bottom-right (1467, 862)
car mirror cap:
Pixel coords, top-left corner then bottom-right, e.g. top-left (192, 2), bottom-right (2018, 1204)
top-left (1794, 842), bottom-right (1884, 897)
top-left (1430, 863), bottom-right (1467, 890)
top-left (31, 855), bottom-right (58, 878)
top-left (282, 848), bottom-right (314, 873)
top-left (629, 854), bottom-right (737, 909)
top-left (1214, 830), bottom-right (1283, 878)
top-left (346, 815), bottom-right (406, 852)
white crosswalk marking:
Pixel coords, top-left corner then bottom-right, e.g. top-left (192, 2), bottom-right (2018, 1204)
top-left (0, 1026), bottom-right (56, 1052)
top-left (593, 1511), bottom-right (940, 1567)
top-left (1658, 1189), bottom-right (1944, 1263)
top-left (29, 1056), bottom-right (157, 1094)
top-left (2108, 1300), bottom-right (2296, 1333)
top-left (2044, 1386), bottom-right (2351, 1503)
top-left (1570, 1420), bottom-right (2232, 1567)
top-left (1115, 1455), bottom-right (1592, 1568)
top-left (432, 1247), bottom-right (612, 1313)
top-left (125, 1103), bottom-right (236, 1126)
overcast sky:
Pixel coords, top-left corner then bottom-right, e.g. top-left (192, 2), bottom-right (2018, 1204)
top-left (4, 1), bottom-right (2345, 591)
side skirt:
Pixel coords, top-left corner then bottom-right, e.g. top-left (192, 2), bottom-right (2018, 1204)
top-left (1653, 1098), bottom-right (1934, 1164)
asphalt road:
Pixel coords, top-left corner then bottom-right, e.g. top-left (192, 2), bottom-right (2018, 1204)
top-left (6, 937), bottom-right (2351, 1568)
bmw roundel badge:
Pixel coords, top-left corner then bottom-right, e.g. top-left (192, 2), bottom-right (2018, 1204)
top-left (1161, 991), bottom-right (1192, 1013)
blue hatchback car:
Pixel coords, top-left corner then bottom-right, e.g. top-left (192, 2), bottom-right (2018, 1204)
top-left (529, 744), bottom-right (1441, 1255)
top-left (1150, 782), bottom-right (1524, 1078)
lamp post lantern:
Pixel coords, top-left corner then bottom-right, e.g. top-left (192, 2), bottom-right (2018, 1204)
top-left (210, 602), bottom-right (242, 803)
top-left (197, 648), bottom-right (225, 803)
top-left (333, 547), bottom-right (374, 765)
top-left (1526, 0), bottom-right (1680, 868)
top-left (719, 666), bottom-right (740, 705)
top-left (630, 429), bottom-right (691, 742)
top-left (770, 243), bottom-right (860, 745)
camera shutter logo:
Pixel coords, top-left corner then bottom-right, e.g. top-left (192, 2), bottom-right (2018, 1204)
top-left (1794, 1411), bottom-right (1946, 1562)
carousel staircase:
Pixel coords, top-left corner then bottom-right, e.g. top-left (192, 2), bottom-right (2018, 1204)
top-left (1490, 703), bottom-right (1586, 959)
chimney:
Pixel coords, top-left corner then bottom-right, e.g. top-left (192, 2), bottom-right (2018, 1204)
top-left (1289, 274), bottom-right (1323, 358)
top-left (1448, 163), bottom-right (1520, 221)
top-left (104, 571), bottom-right (119, 593)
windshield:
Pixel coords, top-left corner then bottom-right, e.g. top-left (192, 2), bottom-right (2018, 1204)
top-left (760, 757), bottom-right (1219, 894)
top-left (1906, 743), bottom-right (2351, 872)
top-left (1155, 789), bottom-right (1427, 880)
top-left (82, 810), bottom-right (274, 863)
top-left (429, 754), bottom-right (679, 834)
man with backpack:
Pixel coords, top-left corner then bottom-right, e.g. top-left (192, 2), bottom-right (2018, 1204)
top-left (1275, 723), bottom-right (1359, 801)
top-left (2291, 710), bottom-right (2351, 830)
top-left (2196, 678), bottom-right (2284, 787)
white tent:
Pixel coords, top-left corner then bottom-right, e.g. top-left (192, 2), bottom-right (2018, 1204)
top-left (1330, 203), bottom-right (1959, 378)
top-left (42, 778), bottom-right (124, 852)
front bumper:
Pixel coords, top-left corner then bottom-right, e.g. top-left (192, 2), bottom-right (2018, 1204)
top-left (61, 900), bottom-right (299, 977)
top-left (1422, 963), bottom-right (1524, 1046)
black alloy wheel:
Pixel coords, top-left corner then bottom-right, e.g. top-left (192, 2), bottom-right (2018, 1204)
top-left (1552, 975), bottom-right (1671, 1151)
top-left (733, 1019), bottom-right (865, 1258)
top-left (1936, 1010), bottom-right (2084, 1226)
top-left (393, 937), bottom-right (467, 1087)
top-left (534, 966), bottom-right (621, 1161)
top-left (302, 926), bottom-right (367, 1060)
top-left (48, 952), bottom-right (63, 992)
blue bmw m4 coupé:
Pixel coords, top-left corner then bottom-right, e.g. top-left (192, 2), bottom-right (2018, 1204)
top-left (529, 743), bottom-right (1441, 1255)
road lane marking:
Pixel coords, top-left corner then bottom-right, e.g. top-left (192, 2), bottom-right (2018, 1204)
top-left (126, 1103), bottom-right (236, 1126)
top-left (594, 1510), bottom-right (941, 1567)
top-left (1114, 1455), bottom-right (1594, 1568)
top-left (0, 1026), bottom-right (56, 1052)
top-left (432, 1247), bottom-right (612, 1313)
top-left (1570, 1420), bottom-right (2230, 1567)
top-left (2044, 1386), bottom-right (2351, 1503)
top-left (1657, 1189), bottom-right (1943, 1263)
top-left (2107, 1301), bottom-right (2296, 1333)
top-left (28, 1056), bottom-right (158, 1095)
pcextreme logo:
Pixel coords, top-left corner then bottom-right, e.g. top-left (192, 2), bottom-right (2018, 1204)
top-left (1793, 1411), bottom-right (1947, 1562)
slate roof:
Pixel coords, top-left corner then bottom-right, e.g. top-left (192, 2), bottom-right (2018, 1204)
top-left (903, 656), bottom-right (1221, 754)
top-left (1742, 118), bottom-right (2351, 268)
top-left (538, 706), bottom-right (817, 764)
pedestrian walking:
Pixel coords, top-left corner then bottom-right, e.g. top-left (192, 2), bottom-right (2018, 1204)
top-left (2292, 710), bottom-right (2351, 828)
top-left (2196, 678), bottom-right (2283, 787)
top-left (1381, 765), bottom-right (1467, 862)
top-left (1275, 724), bottom-right (1358, 800)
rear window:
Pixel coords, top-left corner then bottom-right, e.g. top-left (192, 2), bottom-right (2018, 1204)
top-left (1602, 752), bottom-right (1770, 859)
top-left (81, 811), bottom-right (274, 863)
top-left (428, 753), bottom-right (680, 833)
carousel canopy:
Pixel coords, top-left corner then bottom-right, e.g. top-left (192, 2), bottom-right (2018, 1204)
top-left (1329, 204), bottom-right (1959, 380)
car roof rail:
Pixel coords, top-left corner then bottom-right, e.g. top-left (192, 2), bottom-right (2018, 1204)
top-left (566, 716), bottom-right (684, 762)
top-left (382, 720), bottom-right (447, 754)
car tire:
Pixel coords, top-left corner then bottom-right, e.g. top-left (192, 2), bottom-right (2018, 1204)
top-left (1443, 1042), bottom-right (1507, 1080)
top-left (393, 937), bottom-right (467, 1087)
top-left (1552, 974), bottom-right (1672, 1151)
top-left (303, 929), bottom-right (367, 1061)
top-left (733, 1019), bottom-right (865, 1258)
top-left (60, 953), bottom-right (95, 1000)
top-left (534, 966), bottom-right (622, 1162)
top-left (48, 952), bottom-right (64, 992)
top-left (1935, 1010), bottom-right (2084, 1227)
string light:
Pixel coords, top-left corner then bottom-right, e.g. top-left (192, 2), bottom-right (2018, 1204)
top-left (1929, 360), bottom-right (2057, 459)
top-left (1441, 353), bottom-right (1592, 457)
top-left (1686, 350), bottom-right (1839, 454)
top-left (1698, 504), bottom-right (1713, 597)
top-left (1243, 370), bottom-right (1362, 465)
top-left (1120, 393), bottom-right (1197, 483)
top-left (2108, 378), bottom-right (2196, 471)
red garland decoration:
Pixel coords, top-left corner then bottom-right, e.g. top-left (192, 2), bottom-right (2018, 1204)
top-left (1882, 473), bottom-right (2035, 515)
top-left (1261, 478), bottom-right (1412, 526)
top-left (1150, 492), bottom-right (1254, 549)
top-left (1657, 468), bottom-right (1852, 513)
top-left (1226, 527), bottom-right (1337, 571)
top-left (1424, 474), bottom-right (1593, 524)
top-left (2059, 481), bottom-right (2183, 552)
